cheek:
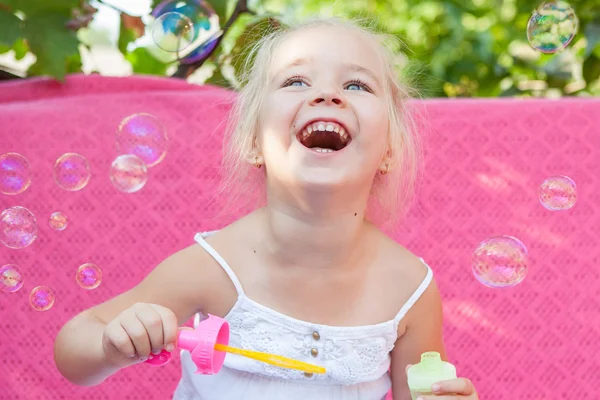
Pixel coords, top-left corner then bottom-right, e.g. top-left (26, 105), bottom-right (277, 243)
top-left (259, 94), bottom-right (299, 136)
top-left (356, 100), bottom-right (389, 150)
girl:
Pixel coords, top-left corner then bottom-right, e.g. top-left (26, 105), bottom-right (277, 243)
top-left (54, 17), bottom-right (479, 400)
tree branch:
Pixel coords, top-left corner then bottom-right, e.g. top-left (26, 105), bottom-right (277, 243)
top-left (171, 0), bottom-right (252, 79)
top-left (95, 0), bottom-right (129, 15)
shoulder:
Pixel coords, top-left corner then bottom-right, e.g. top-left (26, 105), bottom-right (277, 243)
top-left (373, 231), bottom-right (441, 327)
top-left (376, 232), bottom-right (431, 294)
top-left (87, 235), bottom-right (239, 326)
top-left (139, 224), bottom-right (246, 317)
top-left (147, 238), bottom-right (235, 309)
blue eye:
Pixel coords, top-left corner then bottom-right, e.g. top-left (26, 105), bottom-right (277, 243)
top-left (290, 80), bottom-right (307, 87)
top-left (282, 76), bottom-right (308, 87)
top-left (345, 80), bottom-right (370, 91)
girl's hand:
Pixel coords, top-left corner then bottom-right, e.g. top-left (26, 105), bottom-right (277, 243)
top-left (417, 377), bottom-right (478, 399)
top-left (102, 302), bottom-right (179, 367)
top-left (405, 365), bottom-right (479, 399)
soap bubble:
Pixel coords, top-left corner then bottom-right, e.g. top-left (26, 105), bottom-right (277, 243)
top-left (49, 211), bottom-right (68, 231)
top-left (29, 286), bottom-right (55, 311)
top-left (472, 236), bottom-right (528, 288)
top-left (0, 152), bottom-right (32, 195)
top-left (53, 153), bottom-right (91, 191)
top-left (0, 264), bottom-right (24, 293)
top-left (0, 206), bottom-right (38, 249)
top-left (151, 0), bottom-right (217, 61)
top-left (180, 30), bottom-right (223, 64)
top-left (539, 176), bottom-right (577, 211)
top-left (109, 154), bottom-right (148, 193)
top-left (116, 114), bottom-right (168, 167)
top-left (75, 263), bottom-right (102, 290)
top-left (527, 1), bottom-right (578, 54)
top-left (151, 12), bottom-right (195, 53)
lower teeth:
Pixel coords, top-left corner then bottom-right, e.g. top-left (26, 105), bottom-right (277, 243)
top-left (314, 148), bottom-right (334, 153)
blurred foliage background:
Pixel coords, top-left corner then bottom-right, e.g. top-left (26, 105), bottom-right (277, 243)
top-left (0, 0), bottom-right (598, 97)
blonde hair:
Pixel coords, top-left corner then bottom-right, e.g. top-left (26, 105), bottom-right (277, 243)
top-left (219, 16), bottom-right (424, 227)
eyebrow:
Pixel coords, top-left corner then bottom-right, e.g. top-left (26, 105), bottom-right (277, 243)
top-left (273, 58), bottom-right (382, 87)
top-left (343, 62), bottom-right (382, 87)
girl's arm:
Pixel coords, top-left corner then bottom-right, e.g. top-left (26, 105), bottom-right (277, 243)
top-left (53, 244), bottom-right (221, 386)
top-left (390, 279), bottom-right (446, 400)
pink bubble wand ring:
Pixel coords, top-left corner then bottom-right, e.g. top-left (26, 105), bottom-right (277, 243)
top-left (146, 314), bottom-right (326, 375)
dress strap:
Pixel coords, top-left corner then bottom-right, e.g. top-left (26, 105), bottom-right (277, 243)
top-left (393, 258), bottom-right (433, 325)
top-left (194, 231), bottom-right (245, 296)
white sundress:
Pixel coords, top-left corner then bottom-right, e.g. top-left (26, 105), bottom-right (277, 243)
top-left (173, 232), bottom-right (433, 400)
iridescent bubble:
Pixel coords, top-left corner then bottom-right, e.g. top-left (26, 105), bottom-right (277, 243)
top-left (151, 1), bottom-right (217, 61)
top-left (0, 264), bottom-right (24, 293)
top-left (49, 211), bottom-right (68, 231)
top-left (151, 12), bottom-right (195, 53)
top-left (29, 286), bottom-right (55, 311)
top-left (116, 114), bottom-right (168, 167)
top-left (472, 236), bottom-right (528, 288)
top-left (527, 1), bottom-right (578, 54)
top-left (0, 152), bottom-right (32, 195)
top-left (109, 154), bottom-right (148, 193)
top-left (180, 30), bottom-right (223, 64)
top-left (75, 263), bottom-right (102, 290)
top-left (0, 206), bottom-right (38, 249)
top-left (539, 176), bottom-right (577, 211)
top-left (53, 153), bottom-right (91, 191)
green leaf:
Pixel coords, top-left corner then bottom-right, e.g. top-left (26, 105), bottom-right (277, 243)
top-left (9, 0), bottom-right (78, 15)
top-left (12, 38), bottom-right (28, 60)
top-left (65, 51), bottom-right (82, 74)
top-left (230, 15), bottom-right (281, 83)
top-left (125, 47), bottom-right (168, 75)
top-left (24, 12), bottom-right (79, 80)
top-left (205, 65), bottom-right (233, 89)
top-left (209, 0), bottom-right (230, 22)
top-left (0, 0), bottom-right (19, 10)
top-left (582, 55), bottom-right (600, 85)
top-left (0, 9), bottom-right (22, 46)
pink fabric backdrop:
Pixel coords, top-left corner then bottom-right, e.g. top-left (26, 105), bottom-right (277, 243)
top-left (0, 74), bottom-right (598, 399)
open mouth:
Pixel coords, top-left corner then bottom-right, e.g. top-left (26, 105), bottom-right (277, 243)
top-left (297, 120), bottom-right (351, 153)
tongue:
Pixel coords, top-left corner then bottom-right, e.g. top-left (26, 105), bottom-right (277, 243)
top-left (303, 131), bottom-right (343, 150)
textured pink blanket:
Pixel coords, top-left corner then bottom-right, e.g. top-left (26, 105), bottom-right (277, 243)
top-left (0, 74), bottom-right (598, 399)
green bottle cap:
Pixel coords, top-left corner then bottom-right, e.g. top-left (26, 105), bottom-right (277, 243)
top-left (407, 352), bottom-right (457, 392)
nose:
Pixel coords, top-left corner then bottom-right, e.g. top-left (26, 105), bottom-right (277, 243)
top-left (309, 87), bottom-right (345, 107)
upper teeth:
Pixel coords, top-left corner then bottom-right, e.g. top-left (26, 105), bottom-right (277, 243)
top-left (301, 121), bottom-right (348, 141)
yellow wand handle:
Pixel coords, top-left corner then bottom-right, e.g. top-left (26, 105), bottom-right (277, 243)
top-left (214, 343), bottom-right (326, 374)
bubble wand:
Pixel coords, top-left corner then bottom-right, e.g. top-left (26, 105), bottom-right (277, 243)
top-left (147, 314), bottom-right (326, 375)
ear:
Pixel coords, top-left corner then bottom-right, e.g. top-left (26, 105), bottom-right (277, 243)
top-left (246, 134), bottom-right (264, 167)
top-left (378, 147), bottom-right (393, 174)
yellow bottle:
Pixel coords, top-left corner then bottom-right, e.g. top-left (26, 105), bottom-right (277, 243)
top-left (407, 352), bottom-right (457, 399)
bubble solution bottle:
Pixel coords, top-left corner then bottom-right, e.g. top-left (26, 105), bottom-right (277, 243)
top-left (407, 352), bottom-right (457, 399)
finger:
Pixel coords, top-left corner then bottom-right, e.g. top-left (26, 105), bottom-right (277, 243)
top-left (120, 314), bottom-right (152, 358)
top-left (149, 304), bottom-right (179, 351)
top-left (133, 304), bottom-right (165, 355)
top-left (405, 364), bottom-right (413, 374)
top-left (105, 323), bottom-right (136, 358)
top-left (432, 378), bottom-right (475, 395)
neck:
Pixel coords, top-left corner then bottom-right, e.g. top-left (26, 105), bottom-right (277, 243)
top-left (257, 189), bottom-right (374, 270)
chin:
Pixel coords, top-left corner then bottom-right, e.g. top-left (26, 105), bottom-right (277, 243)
top-left (292, 167), bottom-right (368, 192)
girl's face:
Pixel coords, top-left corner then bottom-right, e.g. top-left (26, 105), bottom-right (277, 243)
top-left (257, 25), bottom-right (390, 193)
